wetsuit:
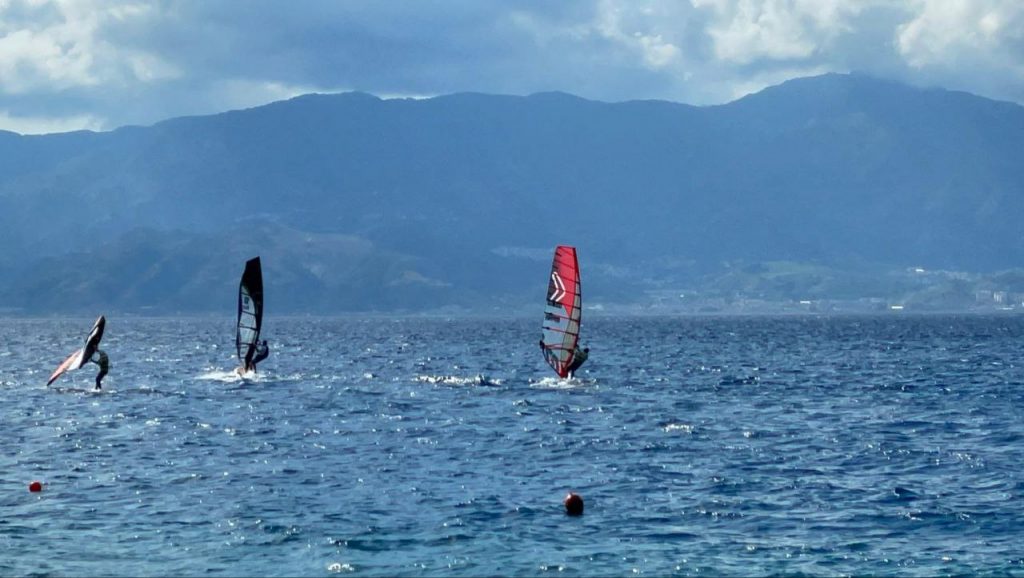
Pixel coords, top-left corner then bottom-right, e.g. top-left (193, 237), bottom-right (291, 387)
top-left (252, 341), bottom-right (269, 366)
top-left (92, 349), bottom-right (109, 390)
top-left (566, 347), bottom-right (588, 378)
top-left (243, 341), bottom-right (269, 373)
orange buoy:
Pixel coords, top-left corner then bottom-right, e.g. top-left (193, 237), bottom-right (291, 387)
top-left (564, 492), bottom-right (584, 516)
top-left (28, 481), bottom-right (42, 492)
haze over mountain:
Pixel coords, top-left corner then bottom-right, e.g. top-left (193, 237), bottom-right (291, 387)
top-left (2, 73), bottom-right (1022, 314)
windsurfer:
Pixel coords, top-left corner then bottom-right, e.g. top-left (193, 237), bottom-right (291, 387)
top-left (566, 346), bottom-right (589, 378)
top-left (251, 340), bottom-right (269, 370)
top-left (238, 340), bottom-right (270, 374)
top-left (91, 349), bottom-right (109, 390)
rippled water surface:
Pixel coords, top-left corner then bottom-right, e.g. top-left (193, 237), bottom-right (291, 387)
top-left (3, 314), bottom-right (1024, 576)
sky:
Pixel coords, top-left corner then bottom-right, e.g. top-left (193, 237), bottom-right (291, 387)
top-left (1, 0), bottom-right (1023, 134)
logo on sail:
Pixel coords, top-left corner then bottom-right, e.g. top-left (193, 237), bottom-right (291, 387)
top-left (548, 272), bottom-right (566, 305)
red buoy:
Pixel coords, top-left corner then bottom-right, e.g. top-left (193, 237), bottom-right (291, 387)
top-left (564, 492), bottom-right (584, 516)
top-left (28, 481), bottom-right (42, 492)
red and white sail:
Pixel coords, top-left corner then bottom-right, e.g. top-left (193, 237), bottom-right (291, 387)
top-left (541, 245), bottom-right (582, 378)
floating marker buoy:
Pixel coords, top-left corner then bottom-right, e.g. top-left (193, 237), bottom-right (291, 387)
top-left (564, 492), bottom-right (583, 516)
top-left (28, 481), bottom-right (42, 492)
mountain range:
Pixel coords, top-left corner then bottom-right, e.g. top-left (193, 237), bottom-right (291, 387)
top-left (2, 72), bottom-right (1023, 314)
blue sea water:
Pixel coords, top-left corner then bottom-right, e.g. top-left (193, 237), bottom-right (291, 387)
top-left (3, 314), bottom-right (1024, 577)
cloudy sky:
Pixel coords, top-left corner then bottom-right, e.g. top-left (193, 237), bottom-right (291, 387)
top-left (1, 0), bottom-right (1022, 134)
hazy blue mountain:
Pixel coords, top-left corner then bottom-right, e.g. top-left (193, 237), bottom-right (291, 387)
top-left (2, 73), bottom-right (1023, 314)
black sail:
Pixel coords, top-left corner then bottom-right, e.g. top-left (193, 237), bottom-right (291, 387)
top-left (236, 257), bottom-right (264, 368)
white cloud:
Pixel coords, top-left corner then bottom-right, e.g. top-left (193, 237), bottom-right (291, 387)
top-left (692, 0), bottom-right (861, 64)
top-left (592, 0), bottom-right (683, 70)
top-left (897, 0), bottom-right (1024, 68)
top-left (0, 109), bottom-right (104, 134)
top-left (0, 0), bottom-right (178, 95)
top-left (0, 21), bottom-right (98, 93)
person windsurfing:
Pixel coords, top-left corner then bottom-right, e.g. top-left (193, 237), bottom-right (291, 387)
top-left (249, 340), bottom-right (269, 372)
top-left (235, 256), bottom-right (266, 376)
top-left (540, 245), bottom-right (583, 379)
top-left (91, 349), bottom-right (109, 390)
top-left (237, 340), bottom-right (270, 374)
top-left (46, 315), bottom-right (107, 389)
top-left (566, 346), bottom-right (589, 379)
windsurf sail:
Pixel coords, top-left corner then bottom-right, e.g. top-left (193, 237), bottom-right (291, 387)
top-left (236, 256), bottom-right (264, 369)
top-left (47, 349), bottom-right (82, 386)
top-left (541, 245), bottom-right (582, 378)
top-left (47, 315), bottom-right (105, 386)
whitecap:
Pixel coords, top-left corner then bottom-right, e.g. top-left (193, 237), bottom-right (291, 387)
top-left (530, 376), bottom-right (585, 389)
top-left (414, 374), bottom-right (501, 386)
top-left (196, 369), bottom-right (245, 382)
top-left (663, 423), bottom-right (694, 434)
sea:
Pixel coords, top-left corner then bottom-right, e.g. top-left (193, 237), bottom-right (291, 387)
top-left (3, 314), bottom-right (1024, 577)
